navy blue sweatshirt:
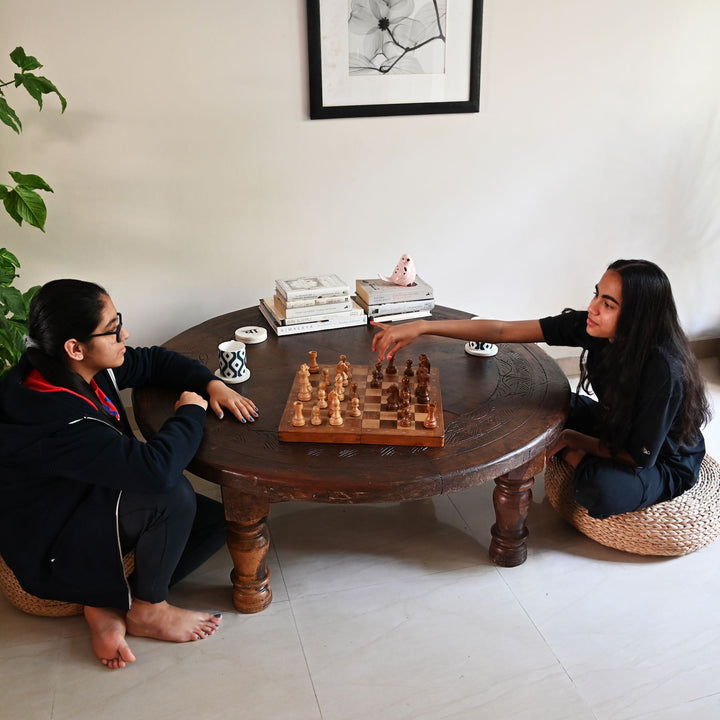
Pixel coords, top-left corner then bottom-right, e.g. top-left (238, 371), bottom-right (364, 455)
top-left (0, 346), bottom-right (216, 608)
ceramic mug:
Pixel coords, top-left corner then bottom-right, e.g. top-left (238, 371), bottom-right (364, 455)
top-left (465, 340), bottom-right (499, 357)
top-left (217, 340), bottom-right (249, 382)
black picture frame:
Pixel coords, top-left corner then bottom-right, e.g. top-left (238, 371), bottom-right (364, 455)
top-left (307, 1), bottom-right (483, 120)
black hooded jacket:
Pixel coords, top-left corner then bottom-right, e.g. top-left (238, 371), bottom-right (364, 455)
top-left (0, 346), bottom-right (215, 608)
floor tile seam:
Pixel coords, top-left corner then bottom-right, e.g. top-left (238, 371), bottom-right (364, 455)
top-left (445, 492), bottom-right (487, 543)
top-left (267, 531), bottom-right (292, 604)
top-left (286, 594), bottom-right (325, 720)
top-left (494, 569), bottom-right (601, 720)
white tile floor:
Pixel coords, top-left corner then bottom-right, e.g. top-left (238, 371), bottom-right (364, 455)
top-left (3, 360), bottom-right (720, 720)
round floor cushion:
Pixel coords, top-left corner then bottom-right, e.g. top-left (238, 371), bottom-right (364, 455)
top-left (544, 454), bottom-right (720, 556)
top-left (0, 552), bottom-right (135, 617)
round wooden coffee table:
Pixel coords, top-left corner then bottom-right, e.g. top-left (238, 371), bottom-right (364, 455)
top-left (133, 305), bottom-right (570, 613)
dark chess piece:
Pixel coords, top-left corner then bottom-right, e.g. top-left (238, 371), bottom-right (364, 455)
top-left (415, 375), bottom-right (430, 404)
top-left (404, 359), bottom-right (414, 377)
top-left (386, 356), bottom-right (397, 375)
top-left (418, 353), bottom-right (430, 371)
top-left (385, 383), bottom-right (400, 411)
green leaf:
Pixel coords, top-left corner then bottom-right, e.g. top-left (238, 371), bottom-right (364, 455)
top-left (0, 97), bottom-right (22, 133)
top-left (2, 187), bottom-right (48, 230)
top-left (8, 172), bottom-right (53, 193)
top-left (12, 186), bottom-right (47, 230)
top-left (0, 316), bottom-right (29, 366)
top-left (0, 248), bottom-right (20, 268)
top-left (0, 286), bottom-right (24, 316)
top-left (10, 47), bottom-right (43, 72)
top-left (0, 248), bottom-right (20, 287)
top-left (0, 266), bottom-right (19, 287)
top-left (14, 73), bottom-right (67, 112)
top-left (3, 191), bottom-right (24, 226)
top-left (0, 185), bottom-right (9, 201)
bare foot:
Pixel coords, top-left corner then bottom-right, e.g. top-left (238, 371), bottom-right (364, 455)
top-left (83, 606), bottom-right (136, 669)
top-left (125, 599), bottom-right (222, 642)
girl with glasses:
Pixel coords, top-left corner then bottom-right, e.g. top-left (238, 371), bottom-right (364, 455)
top-left (0, 279), bottom-right (259, 669)
top-left (372, 259), bottom-right (710, 522)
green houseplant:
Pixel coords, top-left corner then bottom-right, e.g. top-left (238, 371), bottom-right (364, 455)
top-left (0, 46), bottom-right (66, 379)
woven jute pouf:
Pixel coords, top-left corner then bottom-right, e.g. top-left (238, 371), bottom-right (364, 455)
top-left (0, 552), bottom-right (135, 617)
top-left (544, 454), bottom-right (720, 556)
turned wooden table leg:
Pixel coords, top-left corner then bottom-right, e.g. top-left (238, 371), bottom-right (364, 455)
top-left (489, 455), bottom-right (545, 567)
top-left (221, 487), bottom-right (272, 613)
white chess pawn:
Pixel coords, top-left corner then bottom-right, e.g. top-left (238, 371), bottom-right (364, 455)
top-left (291, 401), bottom-right (305, 427)
top-left (349, 397), bottom-right (361, 418)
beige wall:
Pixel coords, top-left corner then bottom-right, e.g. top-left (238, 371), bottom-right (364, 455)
top-left (2, 0), bottom-right (719, 349)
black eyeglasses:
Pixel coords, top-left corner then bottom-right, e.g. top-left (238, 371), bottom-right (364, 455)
top-left (87, 313), bottom-right (123, 343)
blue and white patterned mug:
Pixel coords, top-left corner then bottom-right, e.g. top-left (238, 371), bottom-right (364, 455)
top-left (218, 340), bottom-right (247, 381)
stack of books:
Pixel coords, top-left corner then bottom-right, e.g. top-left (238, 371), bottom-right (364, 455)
top-left (259, 274), bottom-right (367, 336)
top-left (354, 276), bottom-right (435, 322)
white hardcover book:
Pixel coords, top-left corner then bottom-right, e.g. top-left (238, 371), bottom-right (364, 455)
top-left (259, 301), bottom-right (367, 336)
top-left (262, 298), bottom-right (363, 325)
top-left (272, 293), bottom-right (354, 318)
top-left (278, 293), bottom-right (351, 310)
top-left (369, 309), bottom-right (433, 323)
top-left (355, 276), bottom-right (433, 305)
top-left (275, 274), bottom-right (350, 300)
top-left (355, 297), bottom-right (435, 316)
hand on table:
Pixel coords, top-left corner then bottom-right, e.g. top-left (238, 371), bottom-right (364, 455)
top-left (206, 379), bottom-right (259, 422)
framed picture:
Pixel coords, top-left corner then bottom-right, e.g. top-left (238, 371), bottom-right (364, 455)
top-left (307, 0), bottom-right (483, 119)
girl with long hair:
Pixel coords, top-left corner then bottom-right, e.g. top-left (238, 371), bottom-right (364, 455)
top-left (372, 259), bottom-right (710, 519)
top-left (0, 279), bottom-right (259, 668)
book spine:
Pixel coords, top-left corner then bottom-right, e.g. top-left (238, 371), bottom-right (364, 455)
top-left (275, 295), bottom-right (355, 318)
top-left (355, 280), bottom-right (433, 304)
top-left (263, 298), bottom-right (363, 323)
top-left (259, 302), bottom-right (367, 336)
top-left (355, 297), bottom-right (435, 316)
top-left (280, 308), bottom-right (364, 326)
top-left (277, 293), bottom-right (351, 310)
top-left (368, 310), bottom-right (432, 323)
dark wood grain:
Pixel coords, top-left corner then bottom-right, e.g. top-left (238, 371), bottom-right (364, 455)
top-left (133, 306), bottom-right (570, 611)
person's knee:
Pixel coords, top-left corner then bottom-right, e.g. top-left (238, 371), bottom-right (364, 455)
top-left (572, 459), bottom-right (643, 519)
top-left (159, 476), bottom-right (197, 523)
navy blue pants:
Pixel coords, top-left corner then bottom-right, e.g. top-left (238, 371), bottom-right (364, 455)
top-left (565, 394), bottom-right (672, 519)
top-left (118, 476), bottom-right (227, 603)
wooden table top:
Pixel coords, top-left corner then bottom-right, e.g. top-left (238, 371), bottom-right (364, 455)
top-left (132, 306), bottom-right (570, 503)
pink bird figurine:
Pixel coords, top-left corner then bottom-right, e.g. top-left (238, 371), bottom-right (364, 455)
top-left (379, 254), bottom-right (417, 286)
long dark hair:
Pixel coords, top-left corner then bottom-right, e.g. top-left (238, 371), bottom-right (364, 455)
top-left (21, 279), bottom-right (110, 411)
top-left (579, 259), bottom-right (710, 452)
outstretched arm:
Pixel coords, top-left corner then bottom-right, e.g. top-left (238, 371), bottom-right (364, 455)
top-left (371, 318), bottom-right (545, 360)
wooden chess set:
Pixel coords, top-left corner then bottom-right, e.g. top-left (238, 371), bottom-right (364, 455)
top-left (278, 351), bottom-right (445, 447)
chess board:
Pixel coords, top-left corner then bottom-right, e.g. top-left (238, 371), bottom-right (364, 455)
top-left (278, 363), bottom-right (445, 447)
